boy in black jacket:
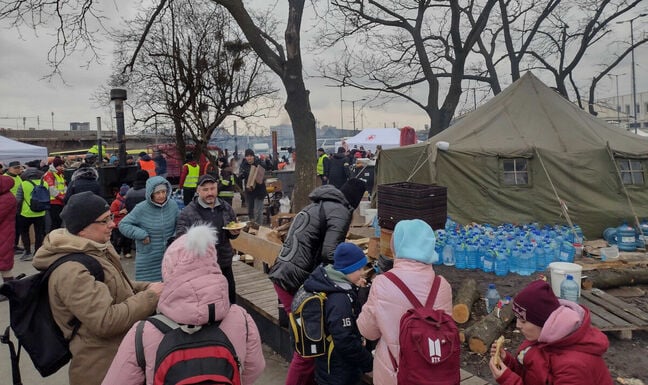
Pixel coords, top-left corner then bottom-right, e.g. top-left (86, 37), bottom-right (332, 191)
top-left (302, 242), bottom-right (373, 385)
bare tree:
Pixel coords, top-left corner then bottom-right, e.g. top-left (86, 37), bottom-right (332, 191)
top-left (0, 0), bottom-right (320, 210)
top-left (111, 1), bottom-right (278, 166)
top-left (319, 0), bottom-right (499, 137)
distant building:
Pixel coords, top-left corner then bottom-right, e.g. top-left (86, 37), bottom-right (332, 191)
top-left (70, 122), bottom-right (90, 131)
top-left (596, 90), bottom-right (647, 130)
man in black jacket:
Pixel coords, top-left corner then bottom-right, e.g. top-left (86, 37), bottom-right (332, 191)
top-left (268, 178), bottom-right (366, 385)
top-left (175, 174), bottom-right (240, 303)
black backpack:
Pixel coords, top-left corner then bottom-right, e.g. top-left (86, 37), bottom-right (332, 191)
top-left (288, 287), bottom-right (332, 358)
top-left (0, 254), bottom-right (104, 384)
top-left (26, 179), bottom-right (51, 212)
top-left (135, 307), bottom-right (242, 385)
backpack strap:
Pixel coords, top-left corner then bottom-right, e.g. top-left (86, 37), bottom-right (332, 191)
top-left (383, 271), bottom-right (423, 308)
top-left (46, 253), bottom-right (105, 339)
top-left (383, 272), bottom-right (441, 373)
top-left (135, 320), bottom-right (147, 371)
top-left (1, 326), bottom-right (22, 385)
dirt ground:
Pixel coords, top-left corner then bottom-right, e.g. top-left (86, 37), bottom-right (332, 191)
top-left (432, 264), bottom-right (648, 384)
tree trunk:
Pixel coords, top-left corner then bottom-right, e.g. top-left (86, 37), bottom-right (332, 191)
top-left (581, 268), bottom-right (648, 290)
top-left (452, 278), bottom-right (480, 324)
top-left (284, 87), bottom-right (317, 211)
top-left (463, 302), bottom-right (515, 354)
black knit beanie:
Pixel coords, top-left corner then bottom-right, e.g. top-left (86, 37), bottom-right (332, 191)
top-left (339, 178), bottom-right (366, 209)
top-left (61, 191), bottom-right (110, 234)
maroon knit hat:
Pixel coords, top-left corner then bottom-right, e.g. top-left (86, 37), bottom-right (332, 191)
top-left (512, 280), bottom-right (560, 327)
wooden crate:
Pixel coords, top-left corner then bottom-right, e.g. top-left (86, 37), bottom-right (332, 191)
top-left (580, 288), bottom-right (648, 339)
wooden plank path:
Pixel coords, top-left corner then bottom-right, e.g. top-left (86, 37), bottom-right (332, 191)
top-left (232, 261), bottom-right (490, 384)
top-left (580, 288), bottom-right (648, 339)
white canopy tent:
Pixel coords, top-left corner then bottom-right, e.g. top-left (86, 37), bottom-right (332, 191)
top-left (0, 135), bottom-right (48, 166)
top-left (337, 128), bottom-right (404, 152)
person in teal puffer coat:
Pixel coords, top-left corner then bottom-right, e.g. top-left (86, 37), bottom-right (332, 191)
top-left (119, 176), bottom-right (179, 281)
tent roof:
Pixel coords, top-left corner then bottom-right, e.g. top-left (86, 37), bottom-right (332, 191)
top-left (0, 135), bottom-right (48, 166)
top-left (343, 127), bottom-right (403, 150)
top-left (430, 72), bottom-right (648, 156)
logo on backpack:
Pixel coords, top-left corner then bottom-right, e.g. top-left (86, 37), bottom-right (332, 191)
top-left (135, 312), bottom-right (241, 385)
top-left (289, 286), bottom-right (332, 358)
top-left (27, 179), bottom-right (51, 212)
top-left (0, 254), bottom-right (104, 380)
top-left (384, 272), bottom-right (460, 385)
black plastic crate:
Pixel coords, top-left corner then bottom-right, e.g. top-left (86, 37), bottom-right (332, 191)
top-left (378, 182), bottom-right (447, 210)
top-left (378, 182), bottom-right (447, 199)
top-left (378, 204), bottom-right (447, 231)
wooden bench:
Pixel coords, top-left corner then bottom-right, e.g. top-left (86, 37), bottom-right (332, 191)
top-left (580, 288), bottom-right (648, 339)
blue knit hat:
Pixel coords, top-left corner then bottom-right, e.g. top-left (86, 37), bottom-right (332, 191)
top-left (392, 219), bottom-right (438, 264)
top-left (333, 243), bottom-right (367, 275)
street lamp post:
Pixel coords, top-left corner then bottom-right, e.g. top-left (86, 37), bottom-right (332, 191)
top-left (618, 13), bottom-right (647, 134)
top-left (341, 98), bottom-right (365, 133)
top-left (608, 73), bottom-right (625, 124)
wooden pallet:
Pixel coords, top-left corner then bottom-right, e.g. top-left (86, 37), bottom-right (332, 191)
top-left (580, 288), bottom-right (648, 339)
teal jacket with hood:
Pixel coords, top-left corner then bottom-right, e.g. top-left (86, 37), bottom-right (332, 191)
top-left (119, 176), bottom-right (179, 281)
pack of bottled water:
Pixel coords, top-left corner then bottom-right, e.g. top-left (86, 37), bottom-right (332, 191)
top-left (433, 218), bottom-right (584, 277)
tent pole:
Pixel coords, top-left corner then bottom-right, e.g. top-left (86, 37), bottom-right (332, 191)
top-left (533, 147), bottom-right (578, 238)
top-left (605, 143), bottom-right (643, 240)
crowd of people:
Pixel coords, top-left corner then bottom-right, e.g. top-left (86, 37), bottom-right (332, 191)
top-left (0, 144), bottom-right (616, 385)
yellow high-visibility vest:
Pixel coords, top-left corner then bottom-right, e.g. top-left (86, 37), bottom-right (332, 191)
top-left (184, 164), bottom-right (200, 188)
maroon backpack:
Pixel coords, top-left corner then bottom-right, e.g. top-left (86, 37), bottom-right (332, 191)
top-left (384, 272), bottom-right (460, 385)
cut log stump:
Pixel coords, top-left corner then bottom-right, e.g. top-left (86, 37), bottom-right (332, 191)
top-left (464, 303), bottom-right (515, 354)
top-left (452, 278), bottom-right (480, 324)
top-left (581, 267), bottom-right (648, 290)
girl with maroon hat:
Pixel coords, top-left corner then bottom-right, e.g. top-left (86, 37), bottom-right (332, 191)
top-left (489, 279), bottom-right (613, 385)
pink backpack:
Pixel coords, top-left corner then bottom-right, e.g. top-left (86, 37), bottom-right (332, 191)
top-left (385, 272), bottom-right (460, 385)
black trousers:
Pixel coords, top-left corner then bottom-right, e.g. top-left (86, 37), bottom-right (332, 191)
top-left (219, 264), bottom-right (236, 305)
top-left (183, 188), bottom-right (196, 206)
top-left (48, 204), bottom-right (63, 231)
top-left (19, 215), bottom-right (45, 254)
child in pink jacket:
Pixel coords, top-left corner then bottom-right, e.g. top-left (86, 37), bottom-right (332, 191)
top-left (102, 225), bottom-right (265, 385)
top-left (357, 219), bottom-right (453, 385)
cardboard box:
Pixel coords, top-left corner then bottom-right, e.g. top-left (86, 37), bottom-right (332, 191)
top-left (271, 213), bottom-right (296, 229)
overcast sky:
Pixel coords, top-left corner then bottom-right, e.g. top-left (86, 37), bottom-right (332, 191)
top-left (0, 3), bottom-right (646, 136)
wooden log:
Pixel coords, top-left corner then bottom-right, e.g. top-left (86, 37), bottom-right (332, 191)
top-left (463, 303), bottom-right (516, 354)
top-left (452, 278), bottom-right (480, 324)
top-left (581, 268), bottom-right (648, 290)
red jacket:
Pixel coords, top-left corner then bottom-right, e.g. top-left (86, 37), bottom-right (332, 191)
top-left (43, 169), bottom-right (67, 205)
top-left (0, 175), bottom-right (16, 271)
top-left (109, 193), bottom-right (128, 226)
top-left (497, 302), bottom-right (613, 385)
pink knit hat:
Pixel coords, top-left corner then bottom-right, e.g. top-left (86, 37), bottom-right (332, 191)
top-left (162, 225), bottom-right (219, 281)
top-left (512, 280), bottom-right (560, 327)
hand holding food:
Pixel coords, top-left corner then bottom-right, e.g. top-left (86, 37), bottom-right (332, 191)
top-left (493, 335), bottom-right (505, 367)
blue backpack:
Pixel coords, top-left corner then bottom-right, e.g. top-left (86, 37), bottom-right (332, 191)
top-left (27, 179), bottom-right (51, 212)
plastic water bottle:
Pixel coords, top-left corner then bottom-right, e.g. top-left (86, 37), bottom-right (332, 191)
top-left (485, 284), bottom-right (501, 313)
top-left (482, 250), bottom-right (496, 273)
top-left (372, 215), bottom-right (381, 238)
top-left (494, 250), bottom-right (509, 276)
top-left (466, 242), bottom-right (479, 269)
top-left (560, 274), bottom-right (579, 303)
top-left (616, 221), bottom-right (637, 252)
top-left (442, 243), bottom-right (455, 266)
top-left (559, 241), bottom-right (575, 262)
top-left (454, 242), bottom-right (467, 269)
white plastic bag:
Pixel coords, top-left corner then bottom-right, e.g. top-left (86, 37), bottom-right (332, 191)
top-left (279, 196), bottom-right (291, 213)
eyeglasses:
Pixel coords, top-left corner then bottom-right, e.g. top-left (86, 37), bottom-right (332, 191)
top-left (93, 214), bottom-right (114, 225)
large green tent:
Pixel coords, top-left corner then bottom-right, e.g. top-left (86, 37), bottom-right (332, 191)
top-left (375, 72), bottom-right (648, 238)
